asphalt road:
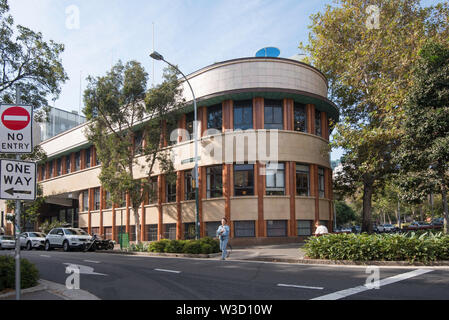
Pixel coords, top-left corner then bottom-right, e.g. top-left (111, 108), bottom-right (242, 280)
top-left (1, 249), bottom-right (448, 300)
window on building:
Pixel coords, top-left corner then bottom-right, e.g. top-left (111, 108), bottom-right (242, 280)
top-left (315, 109), bottom-right (322, 136)
top-left (85, 148), bottom-right (91, 168)
top-left (186, 112), bottom-right (194, 139)
top-left (294, 103), bottom-right (307, 132)
top-left (184, 171), bottom-right (195, 201)
top-left (234, 221), bottom-right (255, 238)
top-left (120, 192), bottom-right (127, 208)
top-left (184, 223), bottom-right (196, 240)
top-left (134, 130), bottom-right (143, 154)
top-left (296, 164), bottom-right (310, 196)
top-left (65, 155), bottom-right (71, 174)
top-left (166, 178), bottom-right (177, 203)
top-left (266, 163), bottom-right (285, 195)
top-left (146, 224), bottom-right (158, 241)
top-left (234, 164), bottom-right (254, 196)
top-left (82, 190), bottom-right (89, 211)
top-left (297, 220), bottom-right (312, 236)
top-left (267, 220), bottom-right (287, 237)
top-left (104, 227), bottom-right (113, 240)
top-left (166, 119), bottom-right (178, 146)
top-left (105, 191), bottom-right (112, 209)
top-left (91, 227), bottom-right (100, 236)
top-left (164, 223), bottom-right (177, 240)
top-left (206, 165), bottom-right (222, 198)
top-left (41, 165), bottom-right (46, 180)
top-left (318, 167), bottom-right (325, 198)
top-left (49, 161), bottom-right (54, 178)
top-left (129, 225), bottom-right (136, 242)
top-left (264, 99), bottom-right (283, 130)
top-left (94, 188), bottom-right (101, 210)
top-left (206, 221), bottom-right (221, 238)
top-left (207, 104), bottom-right (222, 132)
top-left (56, 158), bottom-right (62, 176)
top-left (233, 100), bottom-right (253, 130)
top-left (75, 151), bottom-right (81, 171)
top-left (148, 177), bottom-right (158, 204)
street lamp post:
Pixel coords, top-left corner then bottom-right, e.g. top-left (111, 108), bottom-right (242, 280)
top-left (150, 51), bottom-right (200, 240)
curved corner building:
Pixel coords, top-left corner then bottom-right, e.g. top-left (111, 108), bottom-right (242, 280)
top-left (2, 57), bottom-right (339, 245)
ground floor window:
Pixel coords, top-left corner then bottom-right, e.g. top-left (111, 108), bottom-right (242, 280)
top-left (266, 220), bottom-right (287, 237)
top-left (184, 222), bottom-right (196, 240)
top-left (129, 225), bottom-right (136, 242)
top-left (234, 220), bottom-right (255, 238)
top-left (297, 220), bottom-right (312, 236)
top-left (234, 164), bottom-right (254, 196)
top-left (146, 224), bottom-right (158, 241)
top-left (91, 227), bottom-right (100, 236)
top-left (164, 223), bottom-right (177, 240)
top-left (206, 221), bottom-right (221, 238)
top-left (104, 227), bottom-right (112, 240)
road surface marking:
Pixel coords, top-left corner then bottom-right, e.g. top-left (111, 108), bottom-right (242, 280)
top-left (40, 255), bottom-right (51, 258)
top-left (63, 263), bottom-right (107, 276)
top-left (83, 260), bottom-right (101, 264)
top-left (311, 269), bottom-right (433, 300)
top-left (154, 268), bottom-right (181, 274)
top-left (277, 283), bottom-right (323, 290)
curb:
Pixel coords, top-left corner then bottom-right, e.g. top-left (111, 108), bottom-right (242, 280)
top-left (96, 250), bottom-right (222, 259)
top-left (0, 280), bottom-right (101, 300)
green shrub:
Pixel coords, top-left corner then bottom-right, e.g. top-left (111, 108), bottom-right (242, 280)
top-left (0, 256), bottom-right (39, 292)
top-left (145, 237), bottom-right (220, 254)
top-left (199, 237), bottom-right (220, 252)
top-left (183, 241), bottom-right (202, 254)
top-left (148, 239), bottom-right (171, 252)
top-left (304, 232), bottom-right (449, 263)
top-left (164, 240), bottom-right (187, 253)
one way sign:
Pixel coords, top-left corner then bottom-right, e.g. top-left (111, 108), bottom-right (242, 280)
top-left (0, 159), bottom-right (36, 200)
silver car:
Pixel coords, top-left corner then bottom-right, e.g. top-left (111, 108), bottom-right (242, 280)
top-left (45, 227), bottom-right (92, 252)
top-left (19, 232), bottom-right (46, 250)
top-left (0, 235), bottom-right (16, 250)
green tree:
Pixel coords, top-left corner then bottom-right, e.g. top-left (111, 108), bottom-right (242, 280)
top-left (84, 61), bottom-right (184, 243)
top-left (300, 0), bottom-right (449, 233)
top-left (396, 42), bottom-right (449, 234)
top-left (335, 200), bottom-right (357, 226)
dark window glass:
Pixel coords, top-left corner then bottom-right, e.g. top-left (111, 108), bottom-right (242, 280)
top-left (296, 164), bottom-right (310, 196)
top-left (266, 163), bottom-right (285, 195)
top-left (233, 100), bottom-right (253, 130)
top-left (206, 165), bottom-right (223, 198)
top-left (105, 191), bottom-right (112, 209)
top-left (75, 152), bottom-right (80, 171)
top-left (297, 220), bottom-right (312, 236)
top-left (267, 220), bottom-right (287, 237)
top-left (104, 227), bottom-right (113, 240)
top-left (184, 223), bottom-right (196, 240)
top-left (184, 171), bottom-right (195, 201)
top-left (82, 190), bottom-right (89, 211)
top-left (41, 165), bottom-right (46, 180)
top-left (65, 155), bottom-right (71, 174)
top-left (148, 177), bottom-right (158, 204)
top-left (94, 188), bottom-right (100, 210)
top-left (234, 164), bottom-right (254, 196)
top-left (146, 224), bottom-right (158, 241)
top-left (264, 100), bottom-right (283, 130)
top-left (49, 161), bottom-right (54, 178)
top-left (56, 158), bottom-right (62, 176)
top-left (206, 221), bottom-right (221, 238)
top-left (294, 103), bottom-right (307, 132)
top-left (315, 109), bottom-right (322, 136)
top-left (164, 223), bottom-right (177, 240)
top-left (129, 225), bottom-right (136, 242)
top-left (318, 167), bottom-right (325, 198)
top-left (85, 148), bottom-right (91, 168)
top-left (186, 112), bottom-right (194, 138)
top-left (166, 179), bottom-right (177, 203)
top-left (207, 104), bottom-right (222, 132)
top-left (234, 221), bottom-right (255, 238)
top-left (166, 119), bottom-right (178, 146)
top-left (134, 131), bottom-right (143, 154)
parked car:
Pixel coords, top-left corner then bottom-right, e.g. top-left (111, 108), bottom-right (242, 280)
top-left (0, 235), bottom-right (16, 250)
top-left (45, 228), bottom-right (92, 252)
top-left (376, 224), bottom-right (385, 233)
top-left (431, 217), bottom-right (444, 227)
top-left (382, 224), bottom-right (396, 232)
top-left (19, 232), bottom-right (46, 250)
top-left (407, 221), bottom-right (433, 231)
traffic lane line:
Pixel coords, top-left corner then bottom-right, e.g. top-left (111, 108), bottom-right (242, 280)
top-left (154, 268), bottom-right (181, 274)
top-left (83, 260), bottom-right (101, 264)
top-left (311, 269), bottom-right (434, 300)
top-left (277, 283), bottom-right (324, 290)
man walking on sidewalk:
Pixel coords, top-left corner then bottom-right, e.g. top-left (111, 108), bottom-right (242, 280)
top-left (216, 217), bottom-right (230, 260)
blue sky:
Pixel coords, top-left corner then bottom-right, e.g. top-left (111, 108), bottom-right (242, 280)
top-left (8, 0), bottom-right (443, 161)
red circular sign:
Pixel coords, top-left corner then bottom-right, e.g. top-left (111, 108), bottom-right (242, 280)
top-left (1, 106), bottom-right (31, 130)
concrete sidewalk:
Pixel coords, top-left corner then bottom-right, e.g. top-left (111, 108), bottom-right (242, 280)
top-left (226, 242), bottom-right (306, 262)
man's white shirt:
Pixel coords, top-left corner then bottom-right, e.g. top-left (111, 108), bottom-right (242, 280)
top-left (315, 225), bottom-right (329, 235)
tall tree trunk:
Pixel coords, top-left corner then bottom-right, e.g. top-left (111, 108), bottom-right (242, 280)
top-left (362, 181), bottom-right (374, 233)
top-left (133, 207), bottom-right (141, 244)
top-left (419, 205), bottom-right (424, 222)
top-left (442, 184), bottom-right (448, 235)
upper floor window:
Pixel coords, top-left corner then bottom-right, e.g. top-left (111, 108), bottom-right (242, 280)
top-left (315, 109), bottom-right (322, 137)
top-left (318, 167), bottom-right (325, 198)
top-left (148, 177), bottom-right (158, 204)
top-left (294, 103), bottom-right (307, 133)
top-left (234, 100), bottom-right (253, 130)
top-left (49, 161), bottom-right (54, 178)
top-left (105, 191), bottom-right (112, 209)
top-left (264, 100), bottom-right (283, 130)
top-left (82, 190), bottom-right (89, 211)
top-left (234, 164), bottom-right (254, 196)
top-left (207, 104), bottom-right (222, 132)
top-left (166, 178), bottom-right (177, 203)
top-left (166, 119), bottom-right (178, 146)
top-left (75, 151), bottom-right (81, 171)
top-left (85, 148), bottom-right (91, 168)
top-left (93, 187), bottom-right (101, 210)
top-left (186, 112), bottom-right (194, 139)
top-left (65, 155), bottom-right (71, 174)
top-left (56, 158), bottom-right (62, 176)
top-left (41, 165), bottom-right (45, 180)
top-left (134, 131), bottom-right (143, 154)
top-left (296, 164), bottom-right (310, 196)
top-left (206, 165), bottom-right (222, 198)
top-left (184, 171), bottom-right (195, 201)
top-left (266, 163), bottom-right (285, 195)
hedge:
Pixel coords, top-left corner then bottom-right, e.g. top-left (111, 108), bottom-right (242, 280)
top-left (129, 237), bottom-right (221, 255)
top-left (304, 232), bottom-right (449, 263)
top-left (0, 256), bottom-right (39, 292)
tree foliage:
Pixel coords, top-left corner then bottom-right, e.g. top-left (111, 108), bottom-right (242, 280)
top-left (300, 0), bottom-right (449, 233)
top-left (335, 200), bottom-right (357, 226)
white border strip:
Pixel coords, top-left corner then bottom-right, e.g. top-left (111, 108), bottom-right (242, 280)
top-left (277, 283), bottom-right (323, 290)
top-left (154, 268), bottom-right (181, 274)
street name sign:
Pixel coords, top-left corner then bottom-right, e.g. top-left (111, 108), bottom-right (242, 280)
top-left (0, 104), bottom-right (33, 154)
top-left (0, 159), bottom-right (36, 200)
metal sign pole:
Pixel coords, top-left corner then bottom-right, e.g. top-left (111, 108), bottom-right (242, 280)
top-left (14, 85), bottom-right (21, 300)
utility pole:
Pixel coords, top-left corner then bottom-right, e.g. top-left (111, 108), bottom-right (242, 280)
top-left (14, 84), bottom-right (22, 300)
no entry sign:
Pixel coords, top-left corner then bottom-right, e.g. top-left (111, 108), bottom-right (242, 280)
top-left (0, 159), bottom-right (36, 200)
top-left (0, 104), bottom-right (33, 153)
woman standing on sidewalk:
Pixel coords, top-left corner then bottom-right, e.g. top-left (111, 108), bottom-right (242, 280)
top-left (216, 217), bottom-right (230, 260)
